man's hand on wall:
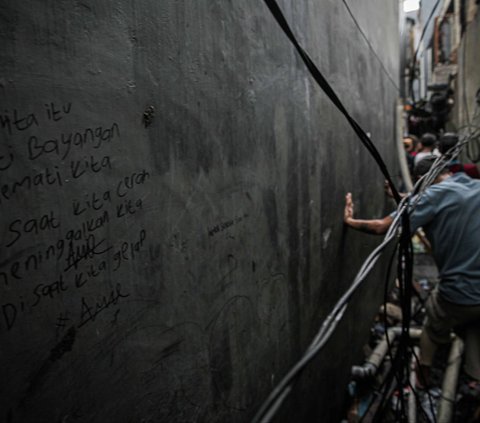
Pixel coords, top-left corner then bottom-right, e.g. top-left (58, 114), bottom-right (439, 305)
top-left (344, 193), bottom-right (354, 224)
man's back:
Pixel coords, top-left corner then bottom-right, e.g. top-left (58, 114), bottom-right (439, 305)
top-left (410, 173), bottom-right (480, 304)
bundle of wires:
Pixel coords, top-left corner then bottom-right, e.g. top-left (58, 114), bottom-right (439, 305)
top-left (253, 132), bottom-right (476, 423)
top-left (261, 0), bottom-right (402, 204)
top-left (253, 1), bottom-right (479, 421)
top-left (360, 136), bottom-right (476, 423)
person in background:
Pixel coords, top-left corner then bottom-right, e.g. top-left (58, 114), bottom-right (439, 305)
top-left (403, 134), bottom-right (419, 156)
top-left (414, 133), bottom-right (440, 166)
top-left (344, 156), bottom-right (480, 389)
top-left (403, 135), bottom-right (419, 177)
top-left (438, 132), bottom-right (480, 179)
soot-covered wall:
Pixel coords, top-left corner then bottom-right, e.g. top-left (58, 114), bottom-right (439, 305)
top-left (0, 1), bottom-right (399, 422)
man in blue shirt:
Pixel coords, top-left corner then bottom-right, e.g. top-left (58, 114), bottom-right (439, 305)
top-left (344, 156), bottom-right (480, 386)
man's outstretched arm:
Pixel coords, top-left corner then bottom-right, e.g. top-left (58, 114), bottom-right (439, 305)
top-left (343, 193), bottom-right (393, 235)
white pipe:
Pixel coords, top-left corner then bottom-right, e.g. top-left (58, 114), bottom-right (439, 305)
top-left (351, 327), bottom-right (422, 379)
top-left (396, 100), bottom-right (413, 191)
top-left (408, 346), bottom-right (420, 423)
top-left (437, 336), bottom-right (464, 423)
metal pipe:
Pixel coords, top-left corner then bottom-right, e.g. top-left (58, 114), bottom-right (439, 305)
top-left (408, 346), bottom-right (420, 423)
top-left (352, 327), bottom-right (422, 379)
top-left (396, 100), bottom-right (413, 192)
top-left (437, 336), bottom-right (464, 423)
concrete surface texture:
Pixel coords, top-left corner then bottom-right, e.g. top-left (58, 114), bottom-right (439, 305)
top-left (0, 1), bottom-right (399, 421)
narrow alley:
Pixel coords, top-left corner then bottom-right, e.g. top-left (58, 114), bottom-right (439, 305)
top-left (0, 1), bottom-right (479, 422)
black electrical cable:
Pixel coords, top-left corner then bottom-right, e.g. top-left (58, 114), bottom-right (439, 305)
top-left (357, 145), bottom-right (469, 422)
top-left (361, 357), bottom-right (400, 423)
top-left (253, 2), bottom-right (480, 421)
top-left (341, 0), bottom-right (400, 92)
top-left (397, 212), bottom-right (414, 422)
top-left (408, 0), bottom-right (442, 102)
top-left (359, 145), bottom-right (472, 423)
top-left (371, 228), bottom-right (412, 423)
top-left (356, 241), bottom-right (399, 423)
top-left (402, 348), bottom-right (437, 423)
top-left (253, 140), bottom-right (476, 422)
top-left (252, 227), bottom-right (399, 423)
top-left (412, 0), bottom-right (442, 63)
top-left (372, 342), bottom-right (408, 423)
top-left (409, 345), bottom-right (438, 423)
top-left (374, 245), bottom-right (403, 421)
top-left (411, 299), bottom-right (424, 320)
top-left (262, 0), bottom-right (402, 203)
top-left (254, 200), bottom-right (410, 421)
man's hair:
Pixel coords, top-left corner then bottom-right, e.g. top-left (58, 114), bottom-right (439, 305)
top-left (413, 155), bottom-right (449, 179)
top-left (404, 134), bottom-right (419, 146)
top-left (420, 133), bottom-right (437, 147)
top-left (439, 132), bottom-right (459, 155)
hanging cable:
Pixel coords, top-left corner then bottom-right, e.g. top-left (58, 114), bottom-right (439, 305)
top-left (261, 0), bottom-right (402, 203)
top-left (408, 0), bottom-right (442, 103)
top-left (254, 2), bottom-right (477, 422)
top-left (341, 0), bottom-right (400, 92)
top-left (252, 132), bottom-right (476, 422)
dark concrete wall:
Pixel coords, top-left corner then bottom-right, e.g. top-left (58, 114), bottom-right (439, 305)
top-left (0, 1), bottom-right (399, 422)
